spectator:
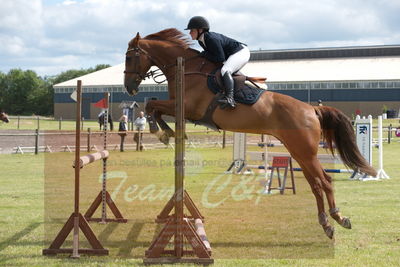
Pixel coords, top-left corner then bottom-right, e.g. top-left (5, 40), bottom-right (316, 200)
top-left (118, 115), bottom-right (128, 152)
top-left (134, 111), bottom-right (146, 151)
top-left (134, 111), bottom-right (146, 131)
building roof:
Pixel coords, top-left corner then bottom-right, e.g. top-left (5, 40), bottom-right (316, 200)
top-left (242, 56), bottom-right (400, 82)
top-left (250, 45), bottom-right (400, 61)
top-left (54, 64), bottom-right (166, 88)
top-left (54, 46), bottom-right (400, 88)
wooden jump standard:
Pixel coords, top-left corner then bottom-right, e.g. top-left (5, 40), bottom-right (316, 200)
top-left (43, 81), bottom-right (108, 257)
top-left (143, 58), bottom-right (213, 265)
top-left (84, 93), bottom-right (127, 224)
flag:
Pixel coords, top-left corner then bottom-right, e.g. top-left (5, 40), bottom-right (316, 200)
top-left (70, 90), bottom-right (77, 102)
top-left (93, 98), bottom-right (108, 109)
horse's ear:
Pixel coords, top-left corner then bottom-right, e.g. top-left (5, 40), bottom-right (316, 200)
top-left (132, 32), bottom-right (141, 46)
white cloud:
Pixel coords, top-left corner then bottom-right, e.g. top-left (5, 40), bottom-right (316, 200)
top-left (0, 35), bottom-right (25, 55)
top-left (0, 0), bottom-right (399, 76)
top-left (62, 0), bottom-right (78, 5)
top-left (0, 0), bottom-right (43, 33)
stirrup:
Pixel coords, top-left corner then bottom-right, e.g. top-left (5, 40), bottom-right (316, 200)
top-left (218, 97), bottom-right (236, 109)
top-left (217, 96), bottom-right (228, 103)
top-left (227, 98), bottom-right (236, 108)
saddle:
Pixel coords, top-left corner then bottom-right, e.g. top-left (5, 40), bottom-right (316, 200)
top-left (190, 68), bottom-right (267, 130)
top-left (207, 69), bottom-right (266, 105)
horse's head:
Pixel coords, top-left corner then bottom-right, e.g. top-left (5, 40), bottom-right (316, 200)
top-left (0, 111), bottom-right (9, 123)
top-left (124, 33), bottom-right (153, 96)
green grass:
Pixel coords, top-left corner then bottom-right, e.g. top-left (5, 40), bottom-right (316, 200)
top-left (2, 117), bottom-right (99, 131)
top-left (0, 142), bottom-right (400, 266)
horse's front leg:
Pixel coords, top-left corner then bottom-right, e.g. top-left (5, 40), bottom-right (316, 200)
top-left (145, 100), bottom-right (176, 145)
top-left (154, 111), bottom-right (174, 136)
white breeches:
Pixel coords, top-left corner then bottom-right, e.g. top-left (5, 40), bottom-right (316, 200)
top-left (221, 45), bottom-right (250, 75)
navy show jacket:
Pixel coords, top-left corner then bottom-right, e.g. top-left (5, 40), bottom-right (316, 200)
top-left (198, 31), bottom-right (245, 63)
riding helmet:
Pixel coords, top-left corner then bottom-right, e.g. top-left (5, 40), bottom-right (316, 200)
top-left (185, 16), bottom-right (210, 30)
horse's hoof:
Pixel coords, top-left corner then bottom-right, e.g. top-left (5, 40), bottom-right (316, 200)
top-left (159, 132), bottom-right (170, 145)
top-left (323, 226), bottom-right (335, 239)
top-left (341, 217), bottom-right (352, 229)
top-left (164, 129), bottom-right (175, 138)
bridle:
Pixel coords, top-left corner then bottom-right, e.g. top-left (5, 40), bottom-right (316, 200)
top-left (124, 46), bottom-right (167, 84)
top-left (124, 44), bottom-right (204, 85)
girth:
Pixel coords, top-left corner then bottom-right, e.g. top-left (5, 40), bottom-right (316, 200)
top-left (190, 93), bottom-right (223, 131)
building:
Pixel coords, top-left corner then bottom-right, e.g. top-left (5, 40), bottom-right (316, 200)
top-left (54, 45), bottom-right (400, 120)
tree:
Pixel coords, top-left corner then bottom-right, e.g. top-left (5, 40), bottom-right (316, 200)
top-left (1, 69), bottom-right (44, 114)
top-left (0, 71), bottom-right (6, 110)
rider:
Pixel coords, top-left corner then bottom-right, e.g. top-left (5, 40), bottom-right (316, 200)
top-left (185, 16), bottom-right (250, 109)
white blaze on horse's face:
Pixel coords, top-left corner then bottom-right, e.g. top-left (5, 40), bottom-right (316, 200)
top-left (124, 33), bottom-right (153, 96)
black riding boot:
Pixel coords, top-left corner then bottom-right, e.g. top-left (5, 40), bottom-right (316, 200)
top-left (218, 71), bottom-right (236, 109)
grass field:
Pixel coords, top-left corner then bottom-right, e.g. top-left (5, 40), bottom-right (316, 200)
top-left (0, 142), bottom-right (399, 266)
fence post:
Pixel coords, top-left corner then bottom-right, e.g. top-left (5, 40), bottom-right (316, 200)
top-left (59, 117), bottom-right (62, 130)
top-left (35, 129), bottom-right (39, 155)
top-left (37, 116), bottom-right (40, 130)
top-left (222, 130), bottom-right (226, 149)
top-left (87, 128), bottom-right (91, 152)
top-left (136, 129), bottom-right (143, 151)
top-left (388, 124), bottom-right (392, 144)
top-left (81, 117), bottom-right (84, 131)
top-left (17, 116), bottom-right (20, 130)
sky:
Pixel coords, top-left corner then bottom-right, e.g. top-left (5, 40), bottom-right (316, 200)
top-left (1, 0), bottom-right (399, 76)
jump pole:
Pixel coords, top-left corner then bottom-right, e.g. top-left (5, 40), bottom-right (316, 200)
top-left (143, 57), bottom-right (213, 265)
top-left (232, 133), bottom-right (353, 175)
top-left (43, 80), bottom-right (108, 257)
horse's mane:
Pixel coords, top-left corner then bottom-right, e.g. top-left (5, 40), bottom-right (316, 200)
top-left (144, 28), bottom-right (192, 49)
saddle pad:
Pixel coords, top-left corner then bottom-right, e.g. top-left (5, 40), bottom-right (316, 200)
top-left (207, 68), bottom-right (266, 105)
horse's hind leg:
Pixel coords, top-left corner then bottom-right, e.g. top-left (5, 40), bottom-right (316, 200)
top-left (322, 172), bottom-right (352, 229)
top-left (298, 161), bottom-right (335, 239)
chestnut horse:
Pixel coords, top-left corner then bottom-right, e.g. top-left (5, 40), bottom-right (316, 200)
top-left (124, 28), bottom-right (376, 239)
top-left (0, 111), bottom-right (9, 123)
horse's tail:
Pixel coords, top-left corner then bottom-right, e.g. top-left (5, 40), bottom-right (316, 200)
top-left (314, 106), bottom-right (377, 176)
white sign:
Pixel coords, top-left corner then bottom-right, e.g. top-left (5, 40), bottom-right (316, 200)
top-left (70, 90), bottom-right (77, 102)
top-left (355, 116), bottom-right (372, 165)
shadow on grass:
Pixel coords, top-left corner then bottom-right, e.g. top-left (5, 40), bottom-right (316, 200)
top-left (0, 222), bottom-right (42, 252)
